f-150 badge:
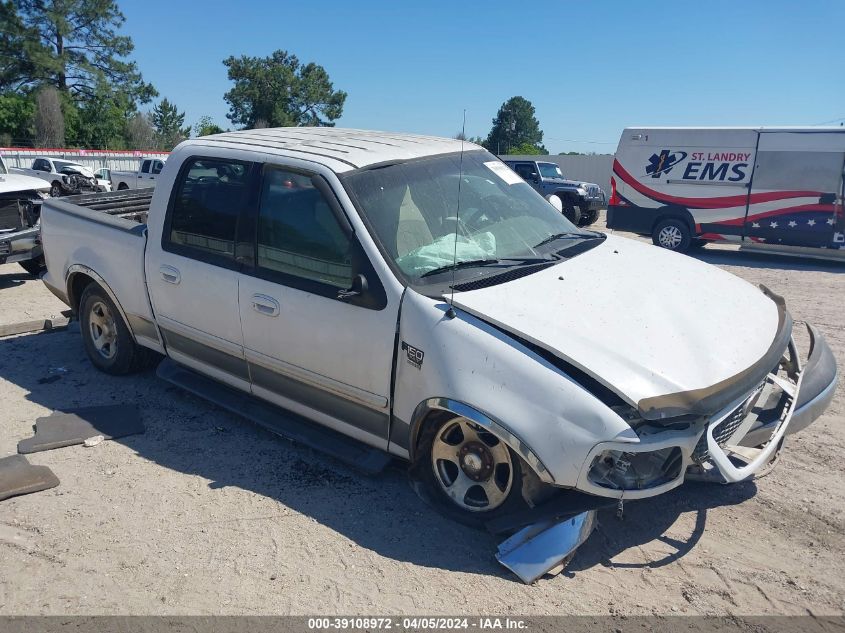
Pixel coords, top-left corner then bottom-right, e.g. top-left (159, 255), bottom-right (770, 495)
top-left (401, 341), bottom-right (424, 369)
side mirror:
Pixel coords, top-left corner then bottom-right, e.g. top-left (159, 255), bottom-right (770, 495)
top-left (337, 274), bottom-right (368, 301)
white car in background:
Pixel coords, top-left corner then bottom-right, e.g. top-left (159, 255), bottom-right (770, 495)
top-left (12, 156), bottom-right (111, 196)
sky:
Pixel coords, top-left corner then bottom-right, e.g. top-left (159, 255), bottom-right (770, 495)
top-left (121, 0), bottom-right (845, 155)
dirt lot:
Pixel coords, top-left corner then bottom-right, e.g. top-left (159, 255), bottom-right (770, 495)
top-left (1, 222), bottom-right (843, 616)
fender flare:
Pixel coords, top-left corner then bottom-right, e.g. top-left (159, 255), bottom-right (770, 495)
top-left (65, 264), bottom-right (138, 343)
top-left (652, 206), bottom-right (696, 233)
top-left (407, 397), bottom-right (555, 484)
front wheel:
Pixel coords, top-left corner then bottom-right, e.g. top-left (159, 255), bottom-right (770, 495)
top-left (578, 208), bottom-right (599, 226)
top-left (412, 416), bottom-right (528, 527)
top-left (79, 284), bottom-right (157, 375)
top-left (652, 218), bottom-right (692, 252)
top-left (50, 181), bottom-right (62, 197)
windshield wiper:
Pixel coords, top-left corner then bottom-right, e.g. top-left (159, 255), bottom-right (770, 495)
top-left (419, 257), bottom-right (550, 279)
top-left (533, 231), bottom-right (603, 249)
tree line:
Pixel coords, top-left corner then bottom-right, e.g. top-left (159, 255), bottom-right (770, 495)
top-left (1, 1), bottom-right (562, 154)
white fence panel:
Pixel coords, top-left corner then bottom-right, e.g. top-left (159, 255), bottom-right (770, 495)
top-left (0, 147), bottom-right (170, 172)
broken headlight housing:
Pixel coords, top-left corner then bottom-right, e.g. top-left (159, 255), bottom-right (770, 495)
top-left (587, 446), bottom-right (683, 490)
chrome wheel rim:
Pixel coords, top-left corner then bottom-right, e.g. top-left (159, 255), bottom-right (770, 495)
top-left (658, 225), bottom-right (683, 249)
top-left (430, 418), bottom-right (513, 512)
top-left (89, 300), bottom-right (118, 360)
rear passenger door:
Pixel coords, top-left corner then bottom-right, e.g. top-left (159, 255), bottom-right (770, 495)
top-left (145, 156), bottom-right (256, 392)
top-left (237, 163), bottom-right (396, 449)
top-left (745, 132), bottom-right (845, 248)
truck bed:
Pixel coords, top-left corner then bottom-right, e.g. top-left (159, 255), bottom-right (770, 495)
top-left (58, 188), bottom-right (154, 225)
top-left (40, 187), bottom-right (158, 342)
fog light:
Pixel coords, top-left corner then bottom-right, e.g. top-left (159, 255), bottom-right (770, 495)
top-left (588, 447), bottom-right (683, 490)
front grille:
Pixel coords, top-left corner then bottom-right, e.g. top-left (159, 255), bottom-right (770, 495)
top-left (692, 401), bottom-right (748, 463)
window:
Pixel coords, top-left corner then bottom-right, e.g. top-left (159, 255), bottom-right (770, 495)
top-left (165, 157), bottom-right (251, 261)
top-left (33, 159), bottom-right (50, 172)
top-left (753, 151), bottom-right (844, 192)
top-left (256, 167), bottom-right (352, 288)
top-left (141, 160), bottom-right (151, 174)
top-left (152, 161), bottom-right (163, 175)
top-left (512, 162), bottom-right (537, 180)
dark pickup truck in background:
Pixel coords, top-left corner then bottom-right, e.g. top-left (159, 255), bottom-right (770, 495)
top-left (503, 159), bottom-right (606, 226)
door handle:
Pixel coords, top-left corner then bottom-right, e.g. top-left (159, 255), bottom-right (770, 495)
top-left (251, 294), bottom-right (280, 317)
top-left (159, 264), bottom-right (181, 284)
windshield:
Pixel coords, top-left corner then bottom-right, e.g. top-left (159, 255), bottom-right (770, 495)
top-left (342, 150), bottom-right (592, 283)
top-left (537, 162), bottom-right (564, 179)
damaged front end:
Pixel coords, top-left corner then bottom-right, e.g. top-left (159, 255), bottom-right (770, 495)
top-left (577, 320), bottom-right (837, 498)
top-left (0, 191), bottom-right (45, 266)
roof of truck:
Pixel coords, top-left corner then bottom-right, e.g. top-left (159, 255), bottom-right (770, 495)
top-left (184, 127), bottom-right (480, 172)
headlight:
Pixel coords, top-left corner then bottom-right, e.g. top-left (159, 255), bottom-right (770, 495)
top-left (587, 447), bottom-right (683, 490)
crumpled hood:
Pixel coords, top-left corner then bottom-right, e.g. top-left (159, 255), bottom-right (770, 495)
top-left (60, 164), bottom-right (95, 178)
top-left (0, 173), bottom-right (50, 194)
top-left (452, 234), bottom-right (781, 411)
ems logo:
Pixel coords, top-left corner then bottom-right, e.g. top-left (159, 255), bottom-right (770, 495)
top-left (401, 341), bottom-right (424, 369)
top-left (646, 149), bottom-right (688, 178)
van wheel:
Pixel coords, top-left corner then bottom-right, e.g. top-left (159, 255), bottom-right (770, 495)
top-left (411, 415), bottom-right (528, 528)
top-left (79, 284), bottom-right (157, 375)
top-left (652, 219), bottom-right (692, 252)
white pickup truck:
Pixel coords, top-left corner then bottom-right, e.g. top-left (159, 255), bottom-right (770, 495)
top-left (12, 156), bottom-right (111, 197)
top-left (40, 128), bottom-right (837, 570)
top-left (110, 156), bottom-right (166, 190)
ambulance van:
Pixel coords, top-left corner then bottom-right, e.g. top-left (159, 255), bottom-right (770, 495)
top-left (607, 127), bottom-right (845, 256)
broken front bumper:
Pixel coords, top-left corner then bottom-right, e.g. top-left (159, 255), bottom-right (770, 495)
top-left (574, 324), bottom-right (838, 498)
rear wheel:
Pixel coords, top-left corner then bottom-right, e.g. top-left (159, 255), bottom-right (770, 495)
top-left (412, 416), bottom-right (528, 527)
top-left (79, 284), bottom-right (157, 375)
top-left (652, 218), bottom-right (692, 252)
top-left (118, 183), bottom-right (129, 190)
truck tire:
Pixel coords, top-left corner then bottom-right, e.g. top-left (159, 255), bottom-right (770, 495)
top-left (578, 208), bottom-right (599, 226)
top-left (556, 195), bottom-right (580, 225)
top-left (652, 218), bottom-right (692, 252)
top-left (410, 415), bottom-right (529, 528)
top-left (79, 284), bottom-right (157, 375)
top-left (118, 183), bottom-right (129, 190)
top-left (50, 181), bottom-right (62, 197)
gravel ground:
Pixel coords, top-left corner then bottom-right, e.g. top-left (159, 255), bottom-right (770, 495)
top-left (0, 219), bottom-right (843, 616)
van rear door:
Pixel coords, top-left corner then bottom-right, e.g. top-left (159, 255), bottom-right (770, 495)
top-left (745, 131), bottom-right (845, 248)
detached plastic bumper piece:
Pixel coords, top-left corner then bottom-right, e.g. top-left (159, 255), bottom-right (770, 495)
top-left (495, 510), bottom-right (596, 584)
